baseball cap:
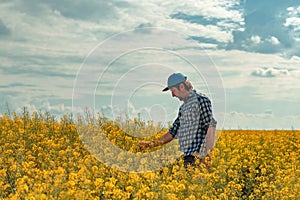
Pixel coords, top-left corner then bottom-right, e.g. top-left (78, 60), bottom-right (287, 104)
top-left (162, 72), bottom-right (187, 92)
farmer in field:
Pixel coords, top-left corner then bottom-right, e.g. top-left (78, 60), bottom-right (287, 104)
top-left (138, 72), bottom-right (217, 168)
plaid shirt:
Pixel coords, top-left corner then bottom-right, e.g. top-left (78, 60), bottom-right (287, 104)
top-left (169, 90), bottom-right (213, 156)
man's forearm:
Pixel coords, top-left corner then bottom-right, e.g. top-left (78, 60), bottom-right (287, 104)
top-left (150, 131), bottom-right (173, 148)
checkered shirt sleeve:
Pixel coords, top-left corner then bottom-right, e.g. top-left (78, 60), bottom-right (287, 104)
top-left (169, 108), bottom-right (181, 138)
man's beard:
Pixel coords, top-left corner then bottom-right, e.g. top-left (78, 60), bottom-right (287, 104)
top-left (177, 96), bottom-right (184, 101)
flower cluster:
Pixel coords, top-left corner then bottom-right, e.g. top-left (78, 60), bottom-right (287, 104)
top-left (0, 111), bottom-right (299, 199)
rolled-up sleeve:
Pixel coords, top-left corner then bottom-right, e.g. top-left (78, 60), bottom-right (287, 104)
top-left (198, 96), bottom-right (213, 130)
top-left (210, 117), bottom-right (217, 127)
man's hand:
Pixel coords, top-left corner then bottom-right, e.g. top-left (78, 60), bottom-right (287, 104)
top-left (136, 139), bottom-right (162, 151)
top-left (136, 141), bottom-right (152, 151)
top-left (135, 132), bottom-right (173, 151)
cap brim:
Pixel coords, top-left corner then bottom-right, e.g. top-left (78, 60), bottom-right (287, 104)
top-left (162, 87), bottom-right (169, 92)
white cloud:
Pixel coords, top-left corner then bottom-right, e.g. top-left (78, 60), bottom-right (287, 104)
top-left (206, 50), bottom-right (300, 102)
top-left (224, 111), bottom-right (299, 130)
top-left (170, 0), bottom-right (243, 22)
top-left (227, 1), bottom-right (300, 57)
top-left (1, 0), bottom-right (300, 130)
top-left (251, 35), bottom-right (261, 44)
top-left (2, 93), bottom-right (72, 117)
top-left (251, 67), bottom-right (289, 78)
top-left (111, 0), bottom-right (244, 44)
top-left (268, 36), bottom-right (280, 45)
top-left (285, 6), bottom-right (300, 30)
top-left (98, 100), bottom-right (170, 126)
top-left (285, 17), bottom-right (300, 31)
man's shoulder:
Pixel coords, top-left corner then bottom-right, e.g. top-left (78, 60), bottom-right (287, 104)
top-left (195, 91), bottom-right (210, 102)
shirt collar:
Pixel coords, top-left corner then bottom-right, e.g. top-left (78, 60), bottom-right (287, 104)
top-left (183, 90), bottom-right (196, 103)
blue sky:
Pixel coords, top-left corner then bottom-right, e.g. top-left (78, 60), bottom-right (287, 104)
top-left (0, 0), bottom-right (300, 129)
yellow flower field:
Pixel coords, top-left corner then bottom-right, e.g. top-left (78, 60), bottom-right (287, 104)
top-left (0, 111), bottom-right (299, 199)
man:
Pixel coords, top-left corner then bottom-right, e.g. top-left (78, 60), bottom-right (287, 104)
top-left (138, 72), bottom-right (217, 167)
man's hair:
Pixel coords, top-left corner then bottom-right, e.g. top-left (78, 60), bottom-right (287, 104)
top-left (175, 81), bottom-right (193, 91)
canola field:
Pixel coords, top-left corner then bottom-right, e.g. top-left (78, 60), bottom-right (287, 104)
top-left (0, 112), bottom-right (299, 199)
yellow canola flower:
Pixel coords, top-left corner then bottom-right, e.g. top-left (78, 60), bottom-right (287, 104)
top-left (166, 193), bottom-right (179, 200)
top-left (177, 183), bottom-right (186, 191)
top-left (0, 112), bottom-right (299, 199)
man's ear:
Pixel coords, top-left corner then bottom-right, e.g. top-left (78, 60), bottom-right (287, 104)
top-left (179, 83), bottom-right (185, 90)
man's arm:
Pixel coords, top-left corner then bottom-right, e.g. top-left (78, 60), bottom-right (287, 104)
top-left (137, 131), bottom-right (174, 150)
top-left (151, 131), bottom-right (174, 147)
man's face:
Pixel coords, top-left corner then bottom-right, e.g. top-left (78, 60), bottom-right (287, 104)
top-left (170, 85), bottom-right (184, 101)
